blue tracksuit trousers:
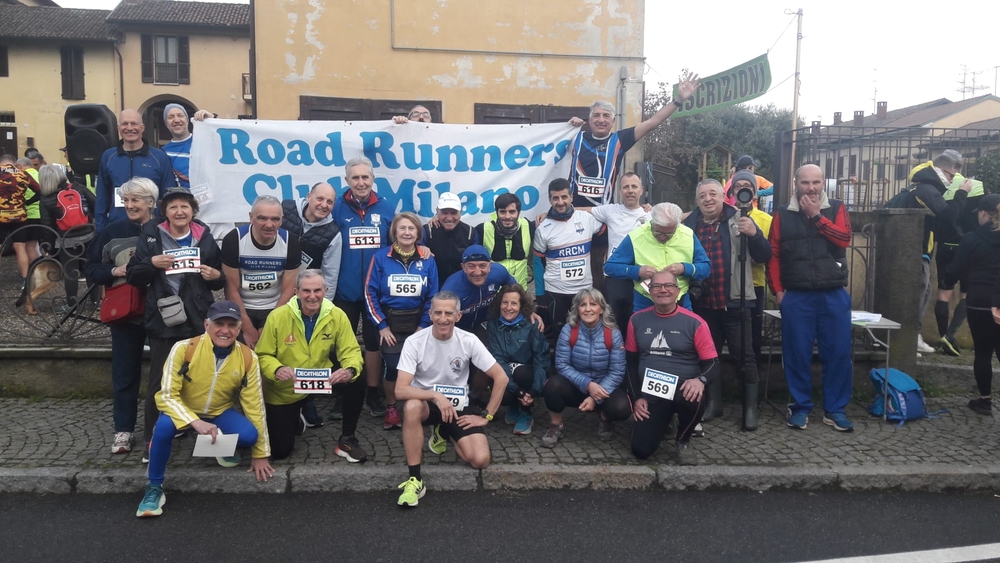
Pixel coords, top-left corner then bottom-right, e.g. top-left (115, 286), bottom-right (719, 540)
top-left (780, 288), bottom-right (852, 415)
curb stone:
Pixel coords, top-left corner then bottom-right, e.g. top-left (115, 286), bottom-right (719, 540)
top-left (481, 464), bottom-right (657, 490)
top-left (6, 464), bottom-right (1000, 494)
top-left (657, 466), bottom-right (839, 491)
top-left (0, 467), bottom-right (75, 494)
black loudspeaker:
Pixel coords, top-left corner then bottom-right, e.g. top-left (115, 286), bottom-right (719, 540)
top-left (65, 104), bottom-right (118, 175)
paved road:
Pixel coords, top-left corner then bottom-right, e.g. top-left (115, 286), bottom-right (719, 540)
top-left (4, 491), bottom-right (1000, 562)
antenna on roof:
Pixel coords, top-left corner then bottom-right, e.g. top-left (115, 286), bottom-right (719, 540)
top-left (957, 65), bottom-right (989, 100)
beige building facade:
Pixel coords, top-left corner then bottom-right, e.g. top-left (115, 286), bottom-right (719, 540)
top-left (252, 0), bottom-right (646, 128)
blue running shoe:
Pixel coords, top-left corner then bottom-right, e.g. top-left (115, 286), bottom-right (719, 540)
top-left (786, 409), bottom-right (808, 430)
top-left (822, 412), bottom-right (854, 432)
top-left (513, 411), bottom-right (533, 435)
top-left (136, 485), bottom-right (165, 517)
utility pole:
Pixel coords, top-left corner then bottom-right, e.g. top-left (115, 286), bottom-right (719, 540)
top-left (786, 8), bottom-right (803, 204)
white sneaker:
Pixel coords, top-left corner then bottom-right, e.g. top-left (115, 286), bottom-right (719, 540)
top-left (111, 431), bottom-right (134, 454)
top-left (917, 335), bottom-right (934, 353)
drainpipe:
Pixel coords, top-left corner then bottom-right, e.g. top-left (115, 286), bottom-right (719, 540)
top-left (114, 45), bottom-right (125, 112)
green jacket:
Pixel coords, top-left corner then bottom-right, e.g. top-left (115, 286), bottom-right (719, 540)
top-left (255, 297), bottom-right (363, 406)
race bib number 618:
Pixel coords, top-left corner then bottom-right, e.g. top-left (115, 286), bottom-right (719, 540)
top-left (294, 368), bottom-right (332, 395)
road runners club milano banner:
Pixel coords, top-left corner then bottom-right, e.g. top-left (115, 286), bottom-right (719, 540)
top-left (671, 54), bottom-right (772, 117)
top-left (190, 119), bottom-right (579, 228)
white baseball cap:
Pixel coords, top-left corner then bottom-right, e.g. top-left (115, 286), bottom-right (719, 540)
top-left (437, 193), bottom-right (462, 212)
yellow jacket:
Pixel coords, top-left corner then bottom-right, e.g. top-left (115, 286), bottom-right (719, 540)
top-left (255, 297), bottom-right (364, 406)
top-left (749, 207), bottom-right (772, 288)
top-left (155, 337), bottom-right (271, 458)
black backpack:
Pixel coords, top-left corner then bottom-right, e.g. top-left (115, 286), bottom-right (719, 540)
top-left (883, 184), bottom-right (917, 209)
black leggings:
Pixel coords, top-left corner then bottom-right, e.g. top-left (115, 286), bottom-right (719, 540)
top-left (266, 376), bottom-right (365, 460)
top-left (500, 364), bottom-right (535, 406)
top-left (967, 308), bottom-right (1000, 397)
top-left (541, 373), bottom-right (632, 421)
top-left (631, 394), bottom-right (704, 460)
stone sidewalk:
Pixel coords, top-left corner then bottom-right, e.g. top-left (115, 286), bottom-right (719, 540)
top-left (3, 395), bottom-right (1000, 494)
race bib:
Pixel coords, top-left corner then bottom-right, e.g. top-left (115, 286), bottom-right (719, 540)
top-left (577, 176), bottom-right (607, 198)
top-left (300, 251), bottom-right (313, 268)
top-left (348, 226), bottom-right (380, 250)
top-left (190, 184), bottom-right (213, 205)
top-left (642, 368), bottom-right (678, 401)
top-left (164, 247), bottom-right (201, 275)
top-left (559, 258), bottom-right (588, 282)
top-left (114, 187), bottom-right (124, 207)
top-left (294, 368), bottom-right (332, 395)
top-left (434, 384), bottom-right (469, 409)
top-left (242, 271), bottom-right (277, 292)
top-left (389, 274), bottom-right (421, 297)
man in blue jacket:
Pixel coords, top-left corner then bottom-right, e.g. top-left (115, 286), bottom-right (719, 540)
top-left (94, 109), bottom-right (176, 232)
top-left (332, 156), bottom-right (396, 416)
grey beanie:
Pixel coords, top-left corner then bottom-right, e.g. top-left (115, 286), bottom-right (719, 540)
top-left (163, 103), bottom-right (188, 123)
top-left (731, 169), bottom-right (758, 190)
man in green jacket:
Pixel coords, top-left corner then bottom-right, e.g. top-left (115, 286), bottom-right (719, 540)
top-left (255, 269), bottom-right (368, 462)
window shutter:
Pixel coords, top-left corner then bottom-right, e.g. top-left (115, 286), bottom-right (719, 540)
top-left (71, 47), bottom-right (85, 99)
top-left (141, 35), bottom-right (153, 83)
top-left (60, 46), bottom-right (73, 99)
top-left (178, 36), bottom-right (190, 84)
top-left (0, 46), bottom-right (8, 78)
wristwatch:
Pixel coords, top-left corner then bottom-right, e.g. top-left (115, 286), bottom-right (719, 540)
top-left (672, 99), bottom-right (684, 108)
top-left (346, 367), bottom-right (358, 378)
top-left (481, 410), bottom-right (494, 422)
top-left (698, 376), bottom-right (708, 384)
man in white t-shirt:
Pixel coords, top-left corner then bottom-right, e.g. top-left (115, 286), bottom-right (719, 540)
top-left (590, 172), bottom-right (652, 326)
top-left (533, 178), bottom-right (606, 333)
top-left (394, 291), bottom-right (508, 508)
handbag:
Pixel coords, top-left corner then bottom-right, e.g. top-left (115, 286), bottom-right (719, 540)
top-left (100, 282), bottom-right (145, 324)
top-left (156, 294), bottom-right (188, 327)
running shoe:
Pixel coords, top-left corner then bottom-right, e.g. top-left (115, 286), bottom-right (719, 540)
top-left (301, 399), bottom-right (324, 428)
top-left (217, 454), bottom-right (242, 467)
top-left (368, 392), bottom-right (387, 417)
top-left (513, 411), bottom-right (533, 435)
top-left (141, 442), bottom-right (151, 464)
top-left (940, 335), bottom-right (960, 357)
top-left (335, 435), bottom-right (369, 463)
top-left (968, 397), bottom-right (993, 416)
top-left (786, 409), bottom-right (808, 430)
top-left (111, 432), bottom-right (134, 454)
top-left (428, 425), bottom-right (447, 455)
top-left (917, 335), bottom-right (935, 354)
top-left (384, 404), bottom-right (401, 430)
top-left (675, 441), bottom-right (698, 466)
top-left (822, 412), bottom-right (854, 432)
top-left (540, 423), bottom-right (564, 448)
top-left (505, 404), bottom-right (521, 426)
top-left (136, 485), bottom-right (165, 517)
top-left (397, 477), bottom-right (425, 507)
top-left (597, 412), bottom-right (614, 441)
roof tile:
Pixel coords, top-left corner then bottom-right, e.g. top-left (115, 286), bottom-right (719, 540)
top-left (0, 5), bottom-right (112, 41)
top-left (107, 0), bottom-right (250, 28)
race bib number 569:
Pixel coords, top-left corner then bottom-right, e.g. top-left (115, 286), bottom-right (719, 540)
top-left (641, 368), bottom-right (678, 401)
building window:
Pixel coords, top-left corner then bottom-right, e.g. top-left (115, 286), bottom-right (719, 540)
top-left (473, 103), bottom-right (590, 124)
top-left (0, 46), bottom-right (8, 77)
top-left (141, 35), bottom-right (189, 85)
top-left (825, 158), bottom-right (834, 179)
top-left (299, 96), bottom-right (443, 121)
top-left (849, 155), bottom-right (857, 176)
top-left (60, 46), bottom-right (85, 100)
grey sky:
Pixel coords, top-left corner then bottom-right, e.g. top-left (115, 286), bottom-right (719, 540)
top-left (58, 0), bottom-right (999, 123)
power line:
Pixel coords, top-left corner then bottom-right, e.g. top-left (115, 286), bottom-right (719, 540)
top-left (767, 13), bottom-right (798, 54)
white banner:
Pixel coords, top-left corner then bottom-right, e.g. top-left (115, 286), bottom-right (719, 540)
top-left (190, 119), bottom-right (578, 230)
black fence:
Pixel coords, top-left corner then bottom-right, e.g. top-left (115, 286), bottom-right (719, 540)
top-left (773, 125), bottom-right (1000, 210)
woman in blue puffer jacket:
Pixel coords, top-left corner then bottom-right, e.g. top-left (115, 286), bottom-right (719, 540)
top-left (540, 288), bottom-right (630, 448)
top-left (486, 284), bottom-right (550, 437)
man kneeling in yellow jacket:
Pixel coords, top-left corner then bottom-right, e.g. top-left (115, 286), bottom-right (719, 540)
top-left (137, 300), bottom-right (274, 518)
top-left (255, 269), bottom-right (367, 463)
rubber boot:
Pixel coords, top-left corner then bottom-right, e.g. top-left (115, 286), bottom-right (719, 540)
top-left (701, 377), bottom-right (724, 422)
top-left (742, 383), bottom-right (759, 431)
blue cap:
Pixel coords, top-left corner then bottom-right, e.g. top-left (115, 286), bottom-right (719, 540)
top-left (208, 300), bottom-right (242, 321)
top-left (462, 245), bottom-right (491, 263)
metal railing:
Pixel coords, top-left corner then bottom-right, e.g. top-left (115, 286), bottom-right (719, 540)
top-left (774, 125), bottom-right (1000, 210)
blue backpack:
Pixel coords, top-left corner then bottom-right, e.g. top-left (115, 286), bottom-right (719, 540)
top-left (868, 368), bottom-right (928, 424)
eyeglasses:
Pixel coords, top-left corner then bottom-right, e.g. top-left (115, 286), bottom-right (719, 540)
top-left (652, 229), bottom-right (675, 240)
top-left (409, 111), bottom-right (431, 118)
top-left (649, 283), bottom-right (679, 291)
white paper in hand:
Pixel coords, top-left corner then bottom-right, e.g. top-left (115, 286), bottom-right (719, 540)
top-left (192, 431), bottom-right (238, 458)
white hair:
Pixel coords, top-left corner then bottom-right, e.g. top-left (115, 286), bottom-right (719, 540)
top-left (650, 202), bottom-right (682, 228)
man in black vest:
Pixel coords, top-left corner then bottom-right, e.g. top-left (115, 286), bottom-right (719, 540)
top-left (423, 192), bottom-right (479, 283)
top-left (281, 182), bottom-right (342, 300)
top-left (280, 181), bottom-right (342, 429)
top-left (767, 164), bottom-right (854, 433)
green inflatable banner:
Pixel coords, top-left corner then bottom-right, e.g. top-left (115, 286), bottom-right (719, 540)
top-left (672, 54), bottom-right (772, 117)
